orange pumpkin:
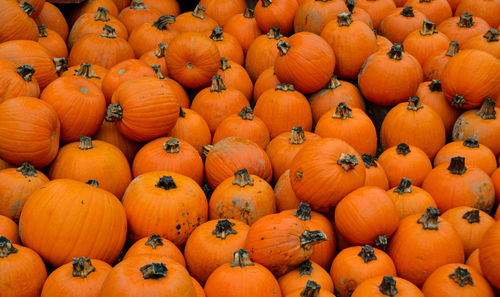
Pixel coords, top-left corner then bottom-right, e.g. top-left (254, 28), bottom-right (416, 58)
top-left (0, 0), bottom-right (39, 43)
top-left (294, 0), bottom-right (348, 35)
top-left (356, 0), bottom-right (396, 30)
top-left (403, 20), bottom-right (451, 66)
top-left (61, 62), bottom-right (108, 89)
top-left (437, 13), bottom-right (490, 46)
top-left (286, 280), bottom-right (336, 297)
top-left (274, 169), bottom-right (301, 212)
top-left (0, 60), bottom-right (39, 103)
top-left (463, 28), bottom-right (500, 59)
top-left (375, 32), bottom-right (394, 51)
top-left (362, 154), bottom-right (389, 190)
top-left (492, 167), bottom-right (500, 205)
top-left (404, 0), bottom-right (452, 25)
top-left (346, 0), bottom-right (373, 28)
top-left (68, 0), bottom-right (119, 26)
top-left (466, 248), bottom-right (483, 274)
top-left (206, 27), bottom-right (244, 66)
top-left (37, 24), bottom-right (67, 59)
top-left (0, 215), bottom-right (19, 244)
top-left (117, 0), bottom-right (162, 34)
top-left (141, 0), bottom-right (180, 16)
top-left (254, 0), bottom-right (299, 35)
top-left (455, 0), bottom-right (500, 28)
top-left (151, 65), bottom-right (190, 108)
top-left (422, 40), bottom-right (459, 81)
top-left (168, 107), bottom-right (212, 155)
top-left (35, 1), bottom-right (69, 41)
top-left (479, 220), bottom-right (500, 289)
top-left (387, 178), bottom-right (437, 220)
top-left (198, 0), bottom-right (246, 26)
top-left (128, 15), bottom-right (179, 58)
top-left (139, 43), bottom-right (168, 77)
top-left (278, 260), bottom-right (334, 296)
top-left (351, 276), bottom-right (424, 297)
top-left (123, 235), bottom-right (186, 267)
top-left (217, 58), bottom-right (253, 101)
top-left (93, 118), bottom-right (141, 164)
top-left (224, 8), bottom-right (264, 54)
top-left (253, 66), bottom-right (280, 102)
top-left (379, 6), bottom-right (427, 43)
top-left (172, 5), bottom-right (218, 33)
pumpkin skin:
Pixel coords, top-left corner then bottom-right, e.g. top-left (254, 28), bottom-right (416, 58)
top-left (492, 168), bottom-right (500, 205)
top-left (403, 20), bottom-right (451, 66)
top-left (387, 178), bottom-right (437, 220)
top-left (151, 66), bottom-right (190, 108)
top-left (198, 0), bottom-right (246, 27)
top-left (254, 0), bottom-right (299, 36)
top-left (362, 154), bottom-right (389, 190)
top-left (224, 8), bottom-right (263, 55)
top-left (0, 215), bottom-right (19, 244)
top-left (132, 137), bottom-right (204, 184)
top-left (122, 172), bottom-right (208, 246)
top-left (0, 162), bottom-right (49, 222)
top-left (0, 61), bottom-right (39, 103)
top-left (205, 27), bottom-right (244, 66)
top-left (128, 15), bottom-right (179, 58)
top-left (293, 0), bottom-right (348, 35)
top-left (0, 1), bottom-right (39, 43)
top-left (351, 276), bottom-right (424, 297)
top-left (437, 13), bottom-right (490, 47)
top-left (422, 40), bottom-right (459, 81)
top-left (355, 0), bottom-right (396, 30)
top-left (139, 43), bottom-right (168, 77)
top-left (204, 249), bottom-right (282, 297)
top-left (286, 282), bottom-right (336, 297)
top-left (441, 207), bottom-right (495, 257)
top-left (388, 207), bottom-right (465, 286)
top-left (379, 7), bottom-right (427, 44)
top-left (40, 257), bottom-right (112, 297)
top-left (191, 277), bottom-right (205, 297)
top-left (289, 138), bottom-right (366, 212)
top-left (217, 58), bottom-right (253, 101)
top-left (421, 264), bottom-right (494, 297)
top-left (123, 235), bottom-right (186, 267)
top-left (19, 179), bottom-right (127, 267)
top-left (376, 33), bottom-right (394, 51)
top-left (184, 219), bottom-right (249, 285)
top-left (253, 66), bottom-right (280, 102)
top-left (274, 32), bottom-right (335, 94)
top-left (168, 107), bottom-right (212, 155)
top-left (466, 249), bottom-right (483, 274)
top-left (404, 0), bottom-right (453, 25)
top-left (61, 63), bottom-right (108, 89)
top-left (172, 5), bottom-right (218, 33)
top-left (117, 0), bottom-right (162, 34)
top-left (68, 0), bottom-right (119, 27)
top-left (35, 2), bottom-right (69, 41)
top-left (455, 0), bottom-right (500, 28)
top-left (93, 119), bottom-right (141, 164)
top-left (0, 236), bottom-right (48, 297)
top-left (141, 0), bottom-right (180, 16)
top-left (330, 245), bottom-right (397, 297)
top-left (463, 28), bottom-right (500, 59)
top-left (99, 255), bottom-right (196, 297)
top-left (37, 25), bottom-right (67, 59)
top-left (0, 97), bottom-right (60, 167)
top-left (278, 260), bottom-right (334, 296)
top-left (274, 170), bottom-right (301, 212)
top-left (479, 220), bottom-right (500, 289)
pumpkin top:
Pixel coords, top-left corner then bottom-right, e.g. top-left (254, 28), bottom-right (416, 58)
top-left (163, 138), bottom-right (180, 154)
top-left (179, 106), bottom-right (186, 118)
top-left (140, 262), bottom-right (168, 279)
top-left (337, 153), bottom-right (359, 171)
top-left (54, 57), bottom-right (68, 75)
top-left (16, 162), bottom-right (38, 177)
top-left (448, 156), bottom-right (467, 175)
top-left (476, 97), bottom-right (496, 120)
top-left (20, 1), bottom-right (35, 17)
top-left (100, 25), bottom-right (117, 39)
top-left (275, 83), bottom-right (296, 92)
top-left (484, 28), bottom-right (499, 42)
top-left (445, 41), bottom-right (459, 57)
top-left (407, 96), bottom-right (423, 111)
top-left (337, 12), bottom-right (353, 26)
top-left (297, 260), bottom-right (314, 277)
top-left (156, 176), bottom-right (177, 190)
top-left (457, 12), bottom-right (474, 28)
top-left (155, 43), bottom-right (168, 58)
top-left (417, 207), bottom-right (440, 230)
top-left (346, 0), bottom-right (357, 13)
top-left (79, 136), bottom-right (95, 150)
top-left (0, 236), bottom-right (17, 258)
top-left (261, 0), bottom-right (273, 8)
top-left (243, 8), bottom-right (254, 18)
top-left (210, 75), bottom-right (227, 93)
top-left (300, 280), bottom-right (322, 297)
top-left (324, 75), bottom-right (342, 90)
top-left (276, 40), bottom-right (290, 56)
top-left (462, 137), bottom-right (479, 148)
top-left (86, 180), bottom-right (99, 187)
top-left (230, 249), bottom-right (255, 268)
top-left (379, 276), bottom-right (399, 297)
top-left (332, 102), bottom-right (353, 119)
top-left (300, 230), bottom-right (328, 249)
top-left (294, 202), bottom-right (312, 221)
top-left (400, 6), bottom-right (415, 18)
top-left (396, 143), bottom-right (411, 156)
top-left (289, 126), bottom-right (307, 145)
top-left (220, 57), bottom-right (231, 70)
top-left (152, 15), bottom-right (176, 30)
top-left (358, 245), bottom-right (377, 263)
top-left (428, 79), bottom-right (441, 92)
top-left (38, 25), bottom-right (48, 38)
top-left (232, 168), bottom-right (254, 187)
top-left (449, 267), bottom-right (474, 287)
top-left (238, 106), bottom-right (254, 120)
top-left (94, 7), bottom-right (111, 22)
top-left (72, 257), bottom-right (96, 278)
top-left (420, 20), bottom-right (438, 36)
top-left (192, 5), bottom-right (207, 20)
top-left (73, 63), bottom-right (101, 79)
top-left (387, 44), bottom-right (404, 60)
top-left (145, 235), bottom-right (164, 249)
top-left (361, 154), bottom-right (378, 168)
top-left (266, 27), bottom-right (283, 40)
top-left (212, 219), bottom-right (238, 239)
top-left (152, 64), bottom-right (165, 80)
top-left (106, 102), bottom-right (123, 121)
top-left (462, 209), bottom-right (480, 224)
top-left (16, 64), bottom-right (36, 82)
top-left (394, 177), bottom-right (412, 194)
top-left (210, 27), bottom-right (224, 41)
top-left (130, 0), bottom-right (147, 10)
top-left (374, 235), bottom-right (388, 251)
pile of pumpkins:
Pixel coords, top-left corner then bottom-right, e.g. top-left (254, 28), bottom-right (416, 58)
top-left (1, 0), bottom-right (500, 295)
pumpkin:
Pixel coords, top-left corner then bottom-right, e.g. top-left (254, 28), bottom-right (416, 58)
top-left (19, 179), bottom-right (127, 267)
top-left (351, 276), bottom-right (424, 297)
top-left (254, 84), bottom-right (313, 138)
top-left (0, 236), bottom-right (47, 297)
top-left (99, 255), bottom-right (196, 296)
top-left (0, 1), bottom-right (39, 43)
top-left (117, 0), bottom-right (162, 34)
top-left (215, 59), bottom-right (253, 102)
top-left (224, 8), bottom-right (263, 54)
top-left (286, 280), bottom-right (336, 297)
top-left (40, 257), bottom-right (112, 297)
top-left (204, 249), bottom-right (282, 297)
top-left (198, 0), bottom-right (246, 26)
top-left (0, 162), bottom-right (49, 222)
top-left (422, 40), bottom-right (459, 81)
top-left (387, 178), bottom-right (437, 220)
top-left (274, 170), bottom-right (301, 212)
top-left (293, 0), bottom-right (348, 35)
top-left (274, 32), bottom-right (335, 94)
top-left (466, 249), bottom-right (483, 274)
top-left (0, 97), bottom-right (60, 167)
top-left (358, 43), bottom-right (423, 106)
top-left (244, 213), bottom-right (327, 276)
top-left (404, 0), bottom-right (452, 25)
top-left (205, 30), bottom-right (244, 69)
top-left (379, 6), bottom-right (427, 43)
top-left (455, 0), bottom-right (500, 28)
top-left (0, 61), bottom-right (39, 103)
top-left (132, 137), bottom-right (204, 184)
top-left (151, 65), bottom-right (190, 108)
top-left (355, 0), bottom-right (396, 30)
top-left (165, 32), bottom-right (220, 89)
top-left (289, 138), bottom-right (366, 212)
top-left (253, 66), bottom-right (280, 102)
top-left (421, 264), bottom-right (494, 297)
top-left (128, 15), bottom-right (179, 58)
top-left (191, 277), bottom-right (205, 297)
top-left (123, 235), bottom-right (186, 267)
top-left (93, 119), bottom-right (141, 164)
top-left (0, 215), bottom-right (19, 244)
top-left (168, 107), bottom-right (212, 155)
top-left (139, 43), bottom-right (169, 77)
top-left (320, 13), bottom-right (377, 80)
top-left (330, 245), bottom-right (397, 297)
top-left (403, 20), bottom-right (451, 66)
top-left (37, 25), bottom-right (67, 59)
top-left (172, 5), bottom-right (218, 33)
top-left (492, 168), bottom-right (500, 205)
top-left (345, 0), bottom-right (373, 28)
top-left (375, 32), bottom-right (394, 51)
top-left (184, 219), bottom-right (249, 285)
top-left (362, 154), bottom-right (390, 190)
top-left (40, 76), bottom-right (106, 143)
top-left (35, 1), bottom-right (68, 41)
top-left (309, 76), bottom-right (365, 123)
top-left (441, 207), bottom-right (496, 257)
top-left (142, 0), bottom-right (180, 16)
top-left (254, 0), bottom-right (299, 35)
top-left (61, 62), bottom-right (108, 89)
top-left (480, 220), bottom-right (500, 289)
top-left (68, 0), bottom-right (119, 26)
top-left (463, 28), bottom-right (500, 59)
top-left (437, 13), bottom-right (490, 46)
top-left (279, 260), bottom-right (333, 296)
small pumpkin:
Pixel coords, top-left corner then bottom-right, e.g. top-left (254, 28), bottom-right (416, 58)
top-left (403, 20), bottom-right (451, 66)
top-left (462, 28), bottom-right (500, 59)
top-left (422, 40), bottom-right (459, 81)
top-left (379, 6), bottom-right (427, 43)
top-left (37, 24), bottom-right (67, 59)
top-left (123, 235), bottom-right (186, 267)
top-left (0, 61), bottom-right (39, 103)
top-left (198, 0), bottom-right (246, 27)
top-left (362, 154), bottom-right (390, 190)
top-left (206, 27), bottom-right (244, 66)
top-left (387, 177), bottom-right (437, 220)
top-left (139, 43), bottom-right (168, 77)
top-left (35, 2), bottom-right (68, 41)
top-left (128, 15), bottom-right (179, 58)
top-left (437, 12), bottom-right (490, 46)
top-left (455, 0), bottom-right (500, 28)
top-left (254, 0), bottom-right (299, 35)
top-left (293, 0), bottom-right (348, 35)
top-left (61, 62), bottom-right (108, 89)
top-left (0, 215), bottom-right (19, 244)
top-left (404, 0), bottom-right (453, 25)
top-left (68, 0), bottom-right (119, 26)
top-left (93, 118), bottom-right (141, 164)
top-left (224, 8), bottom-right (263, 54)
top-left (172, 5), bottom-right (218, 33)
top-left (217, 58), bottom-right (253, 101)
top-left (355, 0), bottom-right (396, 30)
top-left (117, 0), bottom-right (162, 34)
top-left (278, 260), bottom-right (334, 296)
top-left (466, 248), bottom-right (483, 274)
top-left (351, 275), bottom-right (424, 297)
top-left (167, 107), bottom-right (212, 155)
top-left (151, 65), bottom-right (190, 108)
top-left (345, 0), bottom-right (373, 28)
top-left (253, 66), bottom-right (280, 102)
top-left (141, 0), bottom-right (180, 16)
top-left (274, 170), bottom-right (301, 212)
top-left (286, 280), bottom-right (336, 297)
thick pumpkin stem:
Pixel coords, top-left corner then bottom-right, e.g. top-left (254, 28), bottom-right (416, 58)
top-left (17, 65), bottom-right (35, 82)
top-left (295, 203), bottom-right (312, 221)
top-left (476, 97), bottom-right (497, 120)
top-left (300, 280), bottom-right (321, 297)
top-left (417, 207), bottom-right (440, 230)
top-left (16, 162), bottom-right (38, 177)
top-left (324, 75), bottom-right (342, 89)
top-left (346, 0), bottom-right (357, 13)
top-left (94, 7), bottom-right (111, 21)
top-left (238, 106), bottom-right (254, 120)
top-left (428, 79), bottom-right (441, 92)
top-left (400, 6), bottom-right (415, 17)
top-left (86, 180), bottom-right (99, 187)
top-left (0, 236), bottom-right (18, 258)
top-left (163, 138), bottom-right (180, 154)
top-left (300, 230), bottom-right (328, 249)
top-left (78, 136), bottom-right (94, 150)
top-left (374, 234), bottom-right (388, 251)
top-left (210, 75), bottom-right (227, 92)
top-left (230, 249), bottom-right (255, 267)
top-left (358, 245), bottom-right (377, 263)
top-left (445, 41), bottom-right (459, 57)
top-left (232, 168), bottom-right (254, 187)
top-left (448, 156), bottom-right (467, 175)
top-left (154, 43), bottom-right (168, 58)
top-left (243, 7), bottom-right (254, 18)
top-left (297, 260), bottom-right (314, 277)
top-left (463, 209), bottom-right (480, 224)
top-left (332, 102), bottom-right (353, 119)
top-left (151, 64), bottom-right (165, 80)
top-left (20, 2), bottom-right (35, 16)
top-left (130, 0), bottom-right (147, 10)
top-left (153, 15), bottom-right (176, 30)
top-left (276, 83), bottom-right (296, 92)
top-left (212, 219), bottom-right (238, 239)
top-left (156, 176), bottom-right (177, 190)
top-left (396, 143), bottom-right (411, 156)
top-left (407, 96), bottom-right (423, 111)
top-left (387, 44), bottom-right (404, 60)
top-left (145, 235), bottom-right (164, 249)
top-left (277, 40), bottom-right (290, 56)
top-left (73, 63), bottom-right (101, 79)
top-left (262, 0), bottom-right (272, 7)
top-left (106, 102), bottom-right (123, 121)
top-left (140, 263), bottom-right (167, 279)
top-left (202, 145), bottom-right (213, 157)
top-left (394, 178), bottom-right (413, 194)
top-left (484, 28), bottom-right (499, 42)
top-left (337, 154), bottom-right (359, 171)
top-left (337, 12), bottom-right (353, 26)
top-left (449, 267), bottom-right (474, 287)
top-left (179, 106), bottom-right (186, 118)
top-left (463, 137), bottom-right (479, 148)
top-left (220, 57), bottom-right (231, 70)
top-left (451, 95), bottom-right (466, 108)
top-left (100, 25), bottom-right (117, 38)
top-left (53, 57), bottom-right (68, 75)
top-left (458, 12), bottom-right (474, 28)
top-left (38, 25), bottom-right (48, 38)
top-left (192, 5), bottom-right (206, 19)
top-left (210, 27), bottom-right (224, 41)
top-left (420, 20), bottom-right (437, 36)
top-left (289, 126), bottom-right (306, 145)
top-left (361, 154), bottom-right (378, 168)
top-left (267, 27), bottom-right (283, 39)
top-left (379, 276), bottom-right (399, 297)
top-left (72, 257), bottom-right (96, 278)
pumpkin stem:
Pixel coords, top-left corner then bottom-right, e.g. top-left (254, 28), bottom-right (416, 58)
top-left (419, 0), bottom-right (431, 2)
top-left (294, 203), bottom-right (312, 221)
top-left (220, 57), bottom-right (231, 70)
top-left (275, 83), bottom-right (296, 92)
top-left (379, 276), bottom-right (399, 297)
top-left (290, 126), bottom-right (306, 145)
top-left (105, 102), bottom-right (123, 121)
top-left (53, 57), bottom-right (68, 75)
top-left (192, 5), bottom-right (206, 19)
top-left (332, 102), bottom-right (353, 119)
top-left (449, 267), bottom-right (474, 287)
top-left (337, 153), bottom-right (359, 171)
top-left (463, 209), bottom-right (480, 224)
top-left (243, 7), bottom-right (254, 18)
top-left (267, 27), bottom-right (283, 40)
top-left (407, 96), bottom-right (423, 111)
top-left (100, 25), bottom-right (117, 38)
top-left (202, 145), bottom-right (213, 157)
top-left (358, 245), bottom-right (377, 263)
top-left (212, 219), bottom-right (238, 239)
top-left (72, 257), bottom-right (96, 278)
top-left (262, 0), bottom-right (272, 7)
top-left (428, 79), bottom-right (441, 92)
top-left (230, 249), bottom-right (255, 267)
top-left (458, 12), bottom-right (474, 28)
top-left (152, 15), bottom-right (176, 31)
top-left (20, 1), bottom-right (35, 16)
top-left (337, 12), bottom-right (353, 26)
top-left (400, 6), bottom-right (414, 17)
top-left (179, 106), bottom-right (186, 118)
top-left (451, 95), bottom-right (466, 108)
top-left (417, 207), bottom-right (440, 230)
top-left (297, 260), bottom-right (314, 277)
top-left (396, 143), bottom-right (411, 156)
top-left (86, 180), bottom-right (99, 187)
top-left (210, 75), bottom-right (227, 92)
top-left (374, 234), bottom-right (388, 251)
top-left (140, 262), bottom-right (168, 279)
top-left (163, 138), bottom-right (180, 154)
top-left (445, 41), bottom-right (459, 57)
top-left (156, 176), bottom-right (177, 190)
top-left (361, 154), bottom-right (378, 168)
top-left (394, 177), bottom-right (413, 194)
top-left (73, 63), bottom-right (101, 79)
top-left (419, 20), bottom-right (437, 36)
top-left (476, 97), bottom-right (497, 120)
top-left (17, 65), bottom-right (35, 82)
top-left (232, 168), bottom-right (254, 187)
top-left (151, 64), bottom-right (165, 80)
top-left (300, 280), bottom-right (321, 297)
top-left (154, 43), bottom-right (168, 58)
top-left (324, 75), bottom-right (342, 89)
top-left (210, 26), bottom-right (224, 41)
top-left (78, 136), bottom-right (94, 150)
top-left (387, 44), bottom-right (404, 60)
top-left (277, 40), bottom-right (290, 56)
top-left (238, 106), bottom-right (254, 120)
top-left (448, 156), bottom-right (467, 175)
top-left (346, 0), bottom-right (357, 13)
top-left (130, 0), bottom-right (147, 10)
top-left (0, 236), bottom-right (18, 258)
top-left (94, 7), bottom-right (111, 21)
top-left (300, 230), bottom-right (328, 249)
top-left (484, 28), bottom-right (499, 42)
top-left (38, 25), bottom-right (48, 38)
top-left (463, 137), bottom-right (479, 148)
top-left (145, 235), bottom-right (164, 249)
top-left (16, 162), bottom-right (38, 177)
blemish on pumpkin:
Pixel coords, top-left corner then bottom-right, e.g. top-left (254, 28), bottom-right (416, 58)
top-left (80, 86), bottom-right (89, 94)
top-left (118, 69), bottom-right (126, 75)
top-left (51, 130), bottom-right (56, 140)
top-left (187, 62), bottom-right (194, 69)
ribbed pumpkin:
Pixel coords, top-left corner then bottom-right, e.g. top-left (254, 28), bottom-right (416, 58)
top-left (286, 280), bottom-right (336, 297)
top-left (0, 236), bottom-right (47, 297)
top-left (168, 107), bottom-right (211, 155)
top-left (294, 0), bottom-right (348, 35)
top-left (388, 207), bottom-right (465, 286)
top-left (40, 257), bottom-right (112, 297)
top-left (279, 260), bottom-right (334, 296)
top-left (274, 170), bottom-right (301, 212)
top-left (122, 172), bottom-right (208, 246)
top-left (404, 0), bottom-right (452, 25)
top-left (93, 118), bottom-right (141, 164)
top-left (184, 219), bottom-right (249, 285)
top-left (254, 84), bottom-right (313, 138)
top-left (0, 215), bottom-right (19, 244)
top-left (106, 76), bottom-right (180, 142)
top-left (253, 66), bottom-right (279, 102)
top-left (479, 220), bottom-right (500, 289)
top-left (362, 154), bottom-right (389, 190)
top-left (139, 43), bottom-right (168, 77)
top-left (61, 62), bottom-right (108, 89)
top-left (35, 2), bottom-right (69, 41)
top-left (198, 0), bottom-right (246, 26)
top-left (141, 0), bottom-right (180, 16)
top-left (0, 1), bottom-right (39, 43)
top-left (330, 245), bottom-right (397, 297)
top-left (346, 0), bottom-right (373, 28)
top-left (463, 28), bottom-right (500, 59)
top-left (224, 8), bottom-right (263, 54)
top-left (379, 6), bottom-right (427, 43)
top-left (151, 65), bottom-right (190, 108)
top-left (68, 0), bottom-right (119, 26)
top-left (358, 43), bottom-right (423, 106)
top-left (117, 0), bottom-right (162, 34)
top-left (0, 61), bottom-right (39, 103)
top-left (123, 235), bottom-right (185, 266)
top-left (0, 162), bottom-right (49, 221)
top-left (17, 0), bottom-right (42, 21)
top-left (217, 58), bottom-right (253, 101)
top-left (37, 25), bottom-right (67, 59)
top-left (351, 276), bottom-right (424, 297)
top-left (254, 0), bottom-right (299, 35)
top-left (128, 15), bottom-right (179, 58)
top-left (205, 27), bottom-right (244, 66)
top-left (422, 40), bottom-right (459, 80)
top-left (289, 138), bottom-right (366, 212)
top-left (204, 249), bottom-right (282, 297)
top-left (403, 20), bottom-right (451, 66)
top-left (466, 248), bottom-right (483, 274)
top-left (0, 97), bottom-right (60, 167)
top-left (455, 0), bottom-right (500, 28)
top-left (437, 12), bottom-right (490, 46)
top-left (355, 0), bottom-right (396, 30)
top-left (172, 5), bottom-right (218, 33)
top-left (387, 178), bottom-right (437, 220)
top-left (376, 32), bottom-right (394, 51)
